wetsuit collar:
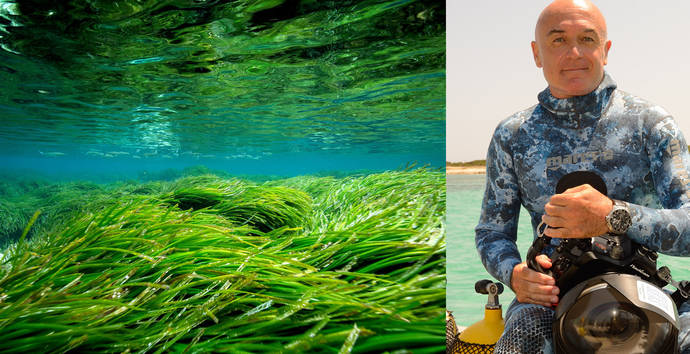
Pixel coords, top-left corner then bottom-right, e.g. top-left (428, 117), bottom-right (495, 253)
top-left (537, 72), bottom-right (617, 128)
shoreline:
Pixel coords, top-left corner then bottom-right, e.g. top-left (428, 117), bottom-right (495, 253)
top-left (446, 166), bottom-right (486, 175)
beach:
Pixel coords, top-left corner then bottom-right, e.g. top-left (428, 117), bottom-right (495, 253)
top-left (446, 166), bottom-right (486, 175)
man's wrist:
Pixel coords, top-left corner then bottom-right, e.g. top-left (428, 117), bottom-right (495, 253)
top-left (508, 260), bottom-right (523, 291)
top-left (605, 199), bottom-right (632, 234)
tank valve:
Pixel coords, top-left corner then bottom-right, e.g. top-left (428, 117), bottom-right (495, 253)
top-left (475, 279), bottom-right (504, 309)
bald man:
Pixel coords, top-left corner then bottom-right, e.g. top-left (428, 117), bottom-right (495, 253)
top-left (475, 0), bottom-right (690, 352)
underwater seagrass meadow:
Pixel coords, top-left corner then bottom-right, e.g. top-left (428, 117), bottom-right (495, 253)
top-left (0, 0), bottom-right (445, 352)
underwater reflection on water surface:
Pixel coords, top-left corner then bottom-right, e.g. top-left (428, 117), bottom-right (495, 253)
top-left (0, 0), bottom-right (444, 176)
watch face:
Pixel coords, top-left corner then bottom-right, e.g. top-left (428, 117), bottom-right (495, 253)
top-left (610, 209), bottom-right (632, 234)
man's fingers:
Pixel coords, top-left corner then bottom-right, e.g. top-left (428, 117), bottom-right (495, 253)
top-left (541, 214), bottom-right (564, 228)
top-left (512, 262), bottom-right (560, 306)
top-left (543, 226), bottom-right (567, 238)
top-left (541, 214), bottom-right (579, 238)
top-left (526, 266), bottom-right (556, 285)
top-left (543, 202), bottom-right (568, 216)
top-left (541, 213), bottom-right (592, 238)
top-left (535, 254), bottom-right (552, 269)
top-left (517, 274), bottom-right (559, 304)
top-left (547, 190), bottom-right (580, 206)
top-left (524, 284), bottom-right (559, 305)
top-left (522, 266), bottom-right (559, 304)
top-left (516, 261), bottom-right (553, 284)
top-left (542, 223), bottom-right (591, 238)
top-left (547, 185), bottom-right (592, 206)
top-left (563, 184), bottom-right (590, 194)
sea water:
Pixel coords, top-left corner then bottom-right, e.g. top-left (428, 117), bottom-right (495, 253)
top-left (447, 174), bottom-right (690, 326)
top-left (0, 2), bottom-right (445, 351)
top-left (0, 0), bottom-right (445, 183)
top-left (446, 174), bottom-right (532, 325)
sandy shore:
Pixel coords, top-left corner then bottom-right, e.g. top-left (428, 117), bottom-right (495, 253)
top-left (446, 166), bottom-right (486, 175)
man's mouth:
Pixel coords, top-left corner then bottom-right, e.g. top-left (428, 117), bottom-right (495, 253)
top-left (561, 67), bottom-right (588, 72)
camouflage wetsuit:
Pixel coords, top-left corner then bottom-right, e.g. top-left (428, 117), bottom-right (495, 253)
top-left (476, 73), bottom-right (690, 353)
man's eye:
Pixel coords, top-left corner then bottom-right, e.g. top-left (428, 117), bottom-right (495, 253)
top-left (553, 38), bottom-right (565, 43)
top-left (582, 37), bottom-right (595, 42)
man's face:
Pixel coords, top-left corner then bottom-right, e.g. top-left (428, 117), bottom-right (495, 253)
top-left (531, 7), bottom-right (611, 98)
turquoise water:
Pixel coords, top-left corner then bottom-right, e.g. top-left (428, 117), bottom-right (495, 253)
top-left (447, 174), bottom-right (690, 326)
top-left (0, 2), bottom-right (446, 351)
top-left (446, 174), bottom-right (532, 325)
top-left (0, 0), bottom-right (444, 181)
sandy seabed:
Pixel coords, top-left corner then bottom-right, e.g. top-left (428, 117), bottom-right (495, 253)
top-left (446, 166), bottom-right (486, 175)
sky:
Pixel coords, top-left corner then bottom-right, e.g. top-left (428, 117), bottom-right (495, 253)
top-left (446, 1), bottom-right (690, 162)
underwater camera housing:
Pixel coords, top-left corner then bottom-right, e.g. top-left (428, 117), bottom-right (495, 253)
top-left (526, 171), bottom-right (688, 353)
top-left (526, 231), bottom-right (667, 298)
top-left (527, 231), bottom-right (681, 353)
top-left (554, 273), bottom-right (678, 353)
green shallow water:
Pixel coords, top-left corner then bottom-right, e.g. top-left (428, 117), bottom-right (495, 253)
top-left (447, 174), bottom-right (690, 326)
top-left (446, 174), bottom-right (531, 326)
top-left (0, 0), bottom-right (445, 351)
top-left (0, 0), bottom-right (445, 175)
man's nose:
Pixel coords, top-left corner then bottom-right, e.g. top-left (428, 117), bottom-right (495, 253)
top-left (565, 44), bottom-right (582, 58)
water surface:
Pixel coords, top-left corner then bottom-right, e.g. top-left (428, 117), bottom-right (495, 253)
top-left (0, 0), bottom-right (445, 180)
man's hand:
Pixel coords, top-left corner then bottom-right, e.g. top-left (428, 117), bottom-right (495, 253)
top-left (541, 184), bottom-right (613, 238)
top-left (511, 255), bottom-right (559, 307)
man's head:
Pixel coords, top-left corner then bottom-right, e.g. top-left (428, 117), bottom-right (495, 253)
top-left (531, 0), bottom-right (611, 98)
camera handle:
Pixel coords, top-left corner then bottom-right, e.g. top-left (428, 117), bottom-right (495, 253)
top-left (526, 222), bottom-right (553, 276)
top-left (527, 171), bottom-right (605, 278)
top-left (657, 266), bottom-right (690, 308)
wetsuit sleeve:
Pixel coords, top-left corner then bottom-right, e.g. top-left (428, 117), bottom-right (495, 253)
top-left (475, 125), bottom-right (522, 287)
top-left (626, 115), bottom-right (690, 256)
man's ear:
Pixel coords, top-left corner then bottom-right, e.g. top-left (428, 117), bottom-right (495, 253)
top-left (531, 41), bottom-right (542, 68)
top-left (603, 40), bottom-right (611, 65)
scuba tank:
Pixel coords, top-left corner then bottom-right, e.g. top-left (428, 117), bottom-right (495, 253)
top-left (447, 279), bottom-right (505, 353)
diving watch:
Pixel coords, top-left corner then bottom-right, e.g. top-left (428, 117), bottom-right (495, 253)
top-left (605, 199), bottom-right (631, 235)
